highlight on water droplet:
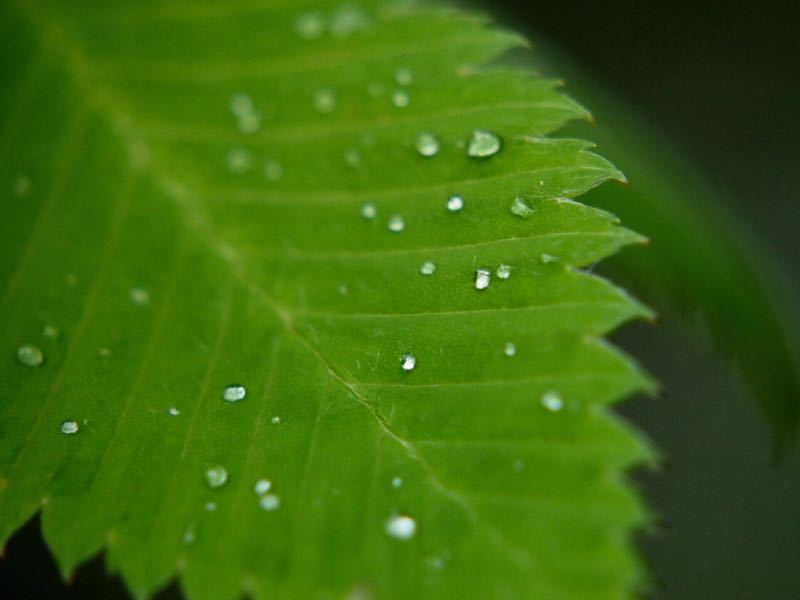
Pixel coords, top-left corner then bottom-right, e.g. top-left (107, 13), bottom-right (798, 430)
top-left (222, 384), bottom-right (247, 402)
top-left (392, 89), bottom-right (410, 108)
top-left (14, 175), bottom-right (32, 197)
top-left (387, 214), bottom-right (405, 233)
top-left (205, 465), bottom-right (228, 489)
top-left (419, 261), bottom-right (436, 276)
top-left (60, 420), bottom-right (79, 435)
top-left (467, 129), bottom-right (502, 158)
top-left (541, 390), bottom-right (564, 412)
top-left (168, 406), bottom-right (180, 416)
top-left (416, 131), bottom-right (440, 157)
top-left (385, 514), bottom-right (417, 540)
top-left (17, 344), bottom-right (43, 367)
top-left (264, 159), bottom-right (283, 182)
top-left (510, 197), bottom-right (536, 219)
top-left (446, 195), bottom-right (464, 212)
top-left (259, 493), bottom-right (281, 511)
top-left (130, 287), bottom-right (150, 306)
top-left (254, 478), bottom-right (272, 495)
top-left (400, 353), bottom-right (416, 372)
top-left (313, 87), bottom-right (337, 114)
top-left (496, 264), bottom-right (512, 280)
top-left (474, 268), bottom-right (491, 291)
top-left (271, 415), bottom-right (281, 425)
top-left (503, 341), bottom-right (516, 357)
top-left (360, 202), bottom-right (377, 220)
top-left (226, 147), bottom-right (252, 173)
top-left (294, 11), bottom-right (326, 39)
top-left (395, 68), bottom-right (414, 86)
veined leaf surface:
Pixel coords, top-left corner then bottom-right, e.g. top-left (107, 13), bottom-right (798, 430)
top-left (0, 1), bottom-right (654, 598)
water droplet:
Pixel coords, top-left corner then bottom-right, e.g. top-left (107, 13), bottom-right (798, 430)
top-left (392, 476), bottom-right (403, 488)
top-left (395, 68), bottom-right (414, 86)
top-left (338, 283), bottom-right (349, 296)
top-left (168, 406), bottom-right (180, 416)
top-left (513, 459), bottom-right (525, 473)
top-left (42, 324), bottom-right (59, 339)
top-left (271, 415), bottom-right (281, 425)
top-left (14, 175), bottom-right (32, 197)
top-left (385, 514), bottom-right (417, 540)
top-left (229, 93), bottom-right (254, 117)
top-left (183, 523), bottom-right (197, 545)
top-left (426, 555), bottom-right (444, 570)
top-left (330, 5), bottom-right (370, 38)
top-left (98, 347), bottom-right (112, 358)
top-left (237, 111), bottom-right (261, 134)
top-left (467, 129), bottom-right (502, 158)
top-left (205, 501), bottom-right (217, 512)
top-left (259, 493), bottom-right (281, 511)
top-left (540, 253), bottom-right (559, 264)
top-left (17, 344), bottom-right (43, 367)
top-left (226, 147), bottom-right (252, 173)
top-left (294, 11), bottom-right (326, 39)
top-left (503, 342), bottom-right (516, 357)
top-left (541, 390), bottom-right (564, 412)
top-left (205, 465), bottom-right (228, 489)
top-left (510, 197), bottom-right (535, 219)
top-left (130, 287), bottom-right (150, 306)
top-left (416, 132), bottom-right (440, 157)
top-left (387, 214), bottom-right (405, 233)
top-left (474, 268), bottom-right (491, 291)
top-left (360, 202), bottom-right (377, 219)
top-left (419, 261), bottom-right (436, 275)
top-left (496, 264), bottom-right (512, 279)
top-left (60, 420), bottom-right (79, 435)
top-left (391, 89), bottom-right (410, 108)
top-left (344, 149), bottom-right (362, 168)
top-left (264, 159), bottom-right (283, 182)
top-left (254, 478), bottom-right (272, 495)
top-left (446, 195), bottom-right (464, 212)
top-left (400, 353), bottom-right (416, 372)
top-left (313, 87), bottom-right (337, 114)
top-left (222, 384), bottom-right (246, 402)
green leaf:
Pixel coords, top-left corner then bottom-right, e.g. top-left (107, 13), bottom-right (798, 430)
top-left (0, 1), bottom-right (654, 598)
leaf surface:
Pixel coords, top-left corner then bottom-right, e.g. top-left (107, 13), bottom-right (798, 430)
top-left (0, 1), bottom-right (653, 598)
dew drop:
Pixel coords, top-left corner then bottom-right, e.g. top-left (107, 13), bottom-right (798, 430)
top-left (541, 390), bottom-right (564, 412)
top-left (205, 501), bottom-right (217, 512)
top-left (226, 147), bottom-right (252, 173)
top-left (330, 5), bottom-right (370, 38)
top-left (271, 415), bottom-right (282, 425)
top-left (17, 344), bottom-right (43, 367)
top-left (168, 406), bottom-right (181, 416)
top-left (254, 478), bottom-right (272, 495)
top-left (264, 159), bottom-right (283, 182)
top-left (237, 111), bottom-right (261, 134)
top-left (229, 93), bottom-right (254, 117)
top-left (540, 253), bottom-right (559, 264)
top-left (474, 268), bottom-right (491, 291)
top-left (400, 353), bottom-right (416, 372)
top-left (130, 287), bottom-right (150, 306)
top-left (294, 11), bottom-right (326, 39)
top-left (60, 420), bottom-right (79, 435)
top-left (395, 68), bottom-right (414, 86)
top-left (510, 197), bottom-right (536, 219)
top-left (496, 264), bottom-right (512, 280)
top-left (183, 523), bottom-right (197, 545)
top-left (391, 89), bottom-right (410, 108)
top-left (98, 347), bottom-right (112, 358)
top-left (222, 384), bottom-right (247, 402)
top-left (42, 324), bottom-right (59, 339)
top-left (392, 476), bottom-right (403, 489)
top-left (387, 214), bottom-right (405, 233)
top-left (419, 261), bottom-right (437, 276)
top-left (205, 465), bottom-right (228, 489)
top-left (313, 87), bottom-right (337, 114)
top-left (467, 129), bottom-right (502, 158)
top-left (426, 555), bottom-right (444, 570)
top-left (513, 459), bottom-right (525, 473)
top-left (446, 195), bottom-right (464, 212)
top-left (385, 514), bottom-right (417, 540)
top-left (360, 202), bottom-right (377, 219)
top-left (344, 149), bottom-right (362, 168)
top-left (14, 175), bottom-right (32, 197)
top-left (503, 342), bottom-right (516, 357)
top-left (415, 132), bottom-right (440, 157)
top-left (259, 493), bottom-right (281, 511)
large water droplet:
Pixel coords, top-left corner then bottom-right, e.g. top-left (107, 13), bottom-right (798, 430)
top-left (504, 342), bottom-right (516, 357)
top-left (205, 465), bottom-right (228, 488)
top-left (254, 478), bottom-right (272, 495)
top-left (392, 89), bottom-right (410, 108)
top-left (222, 384), bottom-right (246, 402)
top-left (541, 390), bottom-right (564, 412)
top-left (416, 132), bottom-right (440, 157)
top-left (419, 261), bottom-right (436, 276)
top-left (227, 147), bottom-right (252, 173)
top-left (400, 353), bottom-right (416, 372)
top-left (395, 68), bottom-right (414, 86)
top-left (264, 159), bottom-right (283, 182)
top-left (385, 514), bottom-right (417, 540)
top-left (130, 287), bottom-right (150, 306)
top-left (259, 493), bottom-right (281, 511)
top-left (294, 11), bottom-right (326, 39)
top-left (446, 195), bottom-right (464, 212)
top-left (496, 264), bottom-right (512, 280)
top-left (510, 197), bottom-right (535, 219)
top-left (17, 344), bottom-right (43, 367)
top-left (387, 214), bottom-right (405, 233)
top-left (467, 130), bottom-right (502, 158)
top-left (313, 87), bottom-right (337, 114)
top-left (360, 202), bottom-right (377, 219)
top-left (60, 420), bottom-right (79, 435)
top-left (474, 268), bottom-right (491, 291)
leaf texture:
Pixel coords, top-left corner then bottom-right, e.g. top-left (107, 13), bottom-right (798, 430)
top-left (0, 1), bottom-right (654, 598)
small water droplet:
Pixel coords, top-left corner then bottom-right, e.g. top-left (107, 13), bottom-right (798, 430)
top-left (392, 89), bottom-right (410, 108)
top-left (14, 175), bottom-right (32, 197)
top-left (400, 353), bottom-right (416, 372)
top-left (264, 159), bottom-right (283, 181)
top-left (419, 261), bottom-right (436, 276)
top-left (229, 93), bottom-right (254, 117)
top-left (496, 264), bottom-right (512, 279)
top-left (474, 268), bottom-right (491, 291)
top-left (446, 195), bottom-right (464, 212)
top-left (271, 415), bottom-right (281, 425)
top-left (130, 287), bottom-right (150, 306)
top-left (330, 5), bottom-right (370, 38)
top-left (313, 87), bottom-right (337, 114)
top-left (237, 111), bottom-right (261, 134)
top-left (222, 384), bottom-right (246, 402)
top-left (426, 555), bottom-right (444, 570)
top-left (168, 406), bottom-right (180, 416)
top-left (183, 523), bottom-right (196, 545)
top-left (344, 149), bottom-right (362, 168)
top-left (387, 214), bottom-right (405, 233)
top-left (259, 493), bottom-right (281, 511)
top-left (360, 202), bottom-right (377, 219)
top-left (205, 501), bottom-right (217, 512)
top-left (395, 68), bottom-right (414, 86)
top-left (510, 197), bottom-right (535, 219)
top-left (98, 347), bottom-right (112, 358)
top-left (42, 324), bottom-right (59, 339)
top-left (540, 253), bottom-right (559, 264)
top-left (392, 476), bottom-right (403, 488)
top-left (385, 514), bottom-right (416, 540)
top-left (60, 420), bottom-right (79, 435)
top-left (513, 459), bottom-right (525, 473)
top-left (17, 344), bottom-right (43, 367)
top-left (541, 390), bottom-right (564, 412)
top-left (295, 11), bottom-right (326, 39)
top-left (503, 342), bottom-right (516, 357)
top-left (467, 129), bottom-right (502, 158)
top-left (416, 132), bottom-right (440, 157)
top-left (227, 147), bottom-right (252, 173)
top-left (205, 465), bottom-right (228, 489)
top-left (254, 478), bottom-right (272, 495)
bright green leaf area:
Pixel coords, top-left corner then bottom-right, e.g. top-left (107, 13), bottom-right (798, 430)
top-left (0, 1), bottom-right (655, 598)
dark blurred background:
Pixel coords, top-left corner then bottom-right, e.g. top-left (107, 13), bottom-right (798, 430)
top-left (2, 2), bottom-right (799, 598)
